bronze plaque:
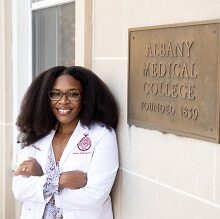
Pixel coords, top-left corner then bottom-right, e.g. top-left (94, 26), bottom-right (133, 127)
top-left (128, 20), bottom-right (220, 143)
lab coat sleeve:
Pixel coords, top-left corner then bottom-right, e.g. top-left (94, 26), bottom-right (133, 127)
top-left (12, 175), bottom-right (48, 203)
top-left (12, 146), bottom-right (48, 203)
top-left (55, 129), bottom-right (119, 210)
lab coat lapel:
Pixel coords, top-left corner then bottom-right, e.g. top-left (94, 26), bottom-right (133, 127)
top-left (34, 130), bottom-right (56, 171)
top-left (58, 122), bottom-right (89, 167)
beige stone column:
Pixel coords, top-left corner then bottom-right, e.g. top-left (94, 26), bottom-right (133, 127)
top-left (0, 0), bottom-right (15, 218)
top-left (75, 0), bottom-right (93, 69)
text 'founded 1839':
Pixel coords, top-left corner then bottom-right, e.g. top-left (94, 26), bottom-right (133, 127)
top-left (128, 21), bottom-right (220, 143)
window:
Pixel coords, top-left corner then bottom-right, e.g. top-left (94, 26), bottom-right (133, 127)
top-left (32, 1), bottom-right (75, 77)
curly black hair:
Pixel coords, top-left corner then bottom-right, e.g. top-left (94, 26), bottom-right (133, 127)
top-left (17, 66), bottom-right (119, 147)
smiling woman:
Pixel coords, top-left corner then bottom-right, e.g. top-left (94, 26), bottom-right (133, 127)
top-left (12, 66), bottom-right (119, 219)
top-left (49, 74), bottom-right (83, 132)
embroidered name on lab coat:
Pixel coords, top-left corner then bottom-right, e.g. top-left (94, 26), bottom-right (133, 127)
top-left (31, 144), bottom-right (41, 151)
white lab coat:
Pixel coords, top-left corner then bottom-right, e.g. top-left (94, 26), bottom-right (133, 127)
top-left (12, 122), bottom-right (119, 219)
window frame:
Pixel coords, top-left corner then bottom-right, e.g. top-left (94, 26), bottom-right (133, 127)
top-left (31, 0), bottom-right (74, 11)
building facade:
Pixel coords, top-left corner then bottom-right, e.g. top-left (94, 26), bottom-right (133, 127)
top-left (1, 0), bottom-right (220, 218)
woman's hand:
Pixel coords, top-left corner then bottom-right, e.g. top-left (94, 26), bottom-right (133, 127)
top-left (59, 171), bottom-right (87, 190)
top-left (14, 157), bottom-right (43, 177)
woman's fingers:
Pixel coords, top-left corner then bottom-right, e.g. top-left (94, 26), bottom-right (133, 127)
top-left (14, 158), bottom-right (43, 177)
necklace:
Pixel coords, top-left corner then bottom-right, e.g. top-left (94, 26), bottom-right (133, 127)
top-left (55, 134), bottom-right (70, 149)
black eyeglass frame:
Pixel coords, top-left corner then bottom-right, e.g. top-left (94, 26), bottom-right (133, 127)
top-left (48, 89), bottom-right (81, 101)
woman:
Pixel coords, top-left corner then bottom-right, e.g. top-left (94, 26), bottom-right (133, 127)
top-left (12, 66), bottom-right (119, 219)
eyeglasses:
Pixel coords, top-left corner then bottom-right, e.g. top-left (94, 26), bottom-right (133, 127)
top-left (48, 89), bottom-right (81, 101)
